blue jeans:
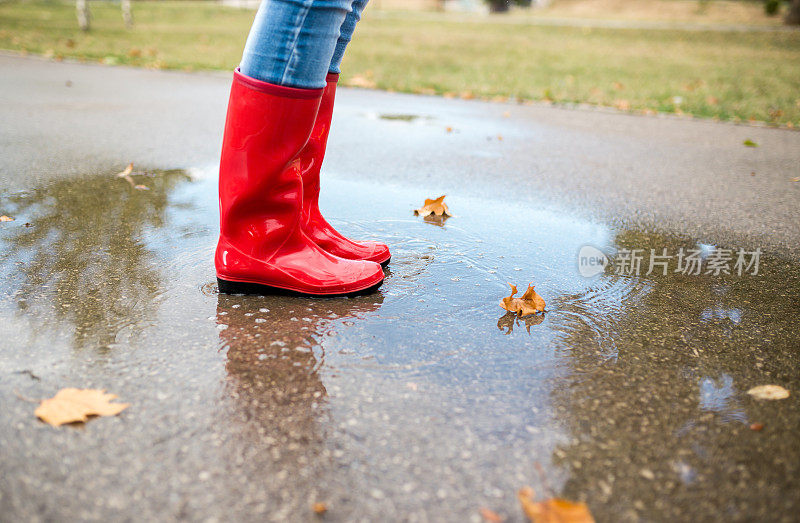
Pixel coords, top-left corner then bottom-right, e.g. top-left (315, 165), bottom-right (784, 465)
top-left (240, 0), bottom-right (369, 89)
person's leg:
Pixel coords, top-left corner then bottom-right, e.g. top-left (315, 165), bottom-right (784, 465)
top-left (328, 0), bottom-right (369, 75)
top-left (216, 0), bottom-right (385, 296)
top-left (295, 0), bottom-right (391, 266)
top-left (239, 0), bottom-right (352, 89)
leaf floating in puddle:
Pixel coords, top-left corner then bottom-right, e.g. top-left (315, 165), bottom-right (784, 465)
top-left (116, 162), bottom-right (150, 191)
top-left (414, 195), bottom-right (453, 217)
top-left (518, 487), bottom-right (594, 523)
top-left (35, 388), bottom-right (129, 426)
top-left (500, 283), bottom-right (546, 316)
top-left (0, 215), bottom-right (14, 222)
top-left (116, 162), bottom-right (134, 178)
top-left (747, 384), bottom-right (789, 400)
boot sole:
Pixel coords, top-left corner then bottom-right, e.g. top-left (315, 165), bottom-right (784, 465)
top-left (217, 277), bottom-right (383, 298)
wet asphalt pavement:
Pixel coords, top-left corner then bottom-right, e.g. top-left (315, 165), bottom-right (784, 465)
top-left (1, 54), bottom-right (799, 522)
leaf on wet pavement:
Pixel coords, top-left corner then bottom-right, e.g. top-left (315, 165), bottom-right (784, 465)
top-left (116, 162), bottom-right (150, 191)
top-left (747, 384), bottom-right (789, 400)
top-left (0, 215), bottom-right (14, 222)
top-left (35, 388), bottom-right (129, 426)
top-left (479, 507), bottom-right (504, 522)
top-left (518, 487), bottom-right (594, 523)
top-left (311, 502), bottom-right (327, 514)
top-left (500, 283), bottom-right (546, 316)
top-left (116, 162), bottom-right (134, 177)
top-left (414, 195), bottom-right (453, 217)
top-left (743, 139), bottom-right (759, 147)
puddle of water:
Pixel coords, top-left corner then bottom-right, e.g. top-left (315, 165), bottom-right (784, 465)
top-left (0, 167), bottom-right (798, 521)
top-left (378, 113), bottom-right (427, 122)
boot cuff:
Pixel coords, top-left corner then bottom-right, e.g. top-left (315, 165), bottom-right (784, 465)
top-left (234, 68), bottom-right (324, 99)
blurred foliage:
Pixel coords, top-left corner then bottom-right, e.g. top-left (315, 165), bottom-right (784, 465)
top-left (0, 1), bottom-right (798, 125)
top-left (764, 0), bottom-right (781, 15)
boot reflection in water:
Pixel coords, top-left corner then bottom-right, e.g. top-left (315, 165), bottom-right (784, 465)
top-left (217, 292), bottom-right (384, 445)
top-left (215, 0), bottom-right (389, 297)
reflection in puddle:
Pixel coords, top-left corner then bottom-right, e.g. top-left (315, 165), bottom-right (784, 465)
top-left (0, 170), bottom-right (798, 520)
top-left (378, 113), bottom-right (427, 122)
top-left (0, 169), bottom-right (190, 349)
top-left (497, 311), bottom-right (545, 334)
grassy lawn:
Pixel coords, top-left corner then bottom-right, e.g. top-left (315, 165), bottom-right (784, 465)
top-left (1, 0), bottom-right (799, 125)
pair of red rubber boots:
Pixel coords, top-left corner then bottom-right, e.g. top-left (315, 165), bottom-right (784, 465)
top-left (215, 70), bottom-right (389, 296)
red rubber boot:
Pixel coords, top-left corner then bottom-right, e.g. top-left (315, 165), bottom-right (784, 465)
top-left (215, 69), bottom-right (385, 296)
top-left (298, 73), bottom-right (391, 266)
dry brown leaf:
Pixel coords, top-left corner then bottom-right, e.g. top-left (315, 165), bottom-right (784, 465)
top-left (116, 162), bottom-right (134, 178)
top-left (750, 422), bottom-right (764, 431)
top-left (747, 384), bottom-right (789, 400)
top-left (518, 487), bottom-right (594, 523)
top-left (116, 163), bottom-right (149, 190)
top-left (346, 75), bottom-right (376, 89)
top-left (414, 195), bottom-right (453, 217)
top-left (35, 388), bottom-right (129, 426)
top-left (613, 99), bottom-right (631, 111)
top-left (479, 507), bottom-right (504, 522)
top-left (0, 215), bottom-right (14, 222)
top-left (312, 502), bottom-right (327, 514)
top-left (500, 283), bottom-right (545, 316)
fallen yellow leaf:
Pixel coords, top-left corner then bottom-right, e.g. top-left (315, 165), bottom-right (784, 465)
top-left (613, 99), bottom-right (631, 111)
top-left (747, 384), bottom-right (789, 400)
top-left (479, 506), bottom-right (504, 522)
top-left (116, 162), bottom-right (134, 178)
top-left (346, 75), bottom-right (376, 89)
top-left (0, 215), bottom-right (14, 222)
top-left (414, 195), bottom-right (453, 217)
top-left (500, 283), bottom-right (545, 316)
top-left (312, 502), bottom-right (327, 514)
top-left (518, 487), bottom-right (594, 523)
top-left (35, 388), bottom-right (129, 426)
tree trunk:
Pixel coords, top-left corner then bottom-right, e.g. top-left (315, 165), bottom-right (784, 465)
top-left (121, 0), bottom-right (134, 28)
top-left (786, 0), bottom-right (800, 25)
top-left (488, 0), bottom-right (509, 13)
top-left (76, 0), bottom-right (90, 31)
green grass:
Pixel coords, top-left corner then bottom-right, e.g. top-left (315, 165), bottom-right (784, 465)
top-left (1, 1), bottom-right (799, 125)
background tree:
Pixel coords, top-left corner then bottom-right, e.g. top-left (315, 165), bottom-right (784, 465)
top-left (76, 0), bottom-right (133, 31)
top-left (787, 0), bottom-right (800, 24)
